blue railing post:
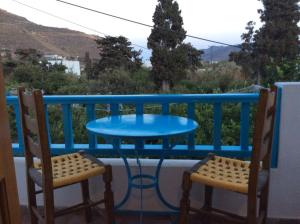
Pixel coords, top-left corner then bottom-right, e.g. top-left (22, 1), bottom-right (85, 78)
top-left (62, 104), bottom-right (74, 150)
top-left (271, 86), bottom-right (282, 167)
top-left (110, 103), bottom-right (119, 115)
top-left (135, 103), bottom-right (144, 150)
top-left (110, 103), bottom-right (120, 149)
top-left (162, 103), bottom-right (169, 149)
top-left (86, 104), bottom-right (97, 149)
top-left (13, 103), bottom-right (23, 154)
top-left (187, 103), bottom-right (195, 150)
top-left (44, 104), bottom-right (51, 148)
top-left (213, 103), bottom-right (222, 150)
top-left (136, 103), bottom-right (144, 115)
top-left (240, 102), bottom-right (250, 151)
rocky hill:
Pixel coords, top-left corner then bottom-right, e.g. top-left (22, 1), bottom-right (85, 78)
top-left (0, 9), bottom-right (99, 59)
top-left (0, 9), bottom-right (241, 63)
top-left (202, 45), bottom-right (240, 62)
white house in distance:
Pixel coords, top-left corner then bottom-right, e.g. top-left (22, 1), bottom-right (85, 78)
top-left (44, 54), bottom-right (81, 76)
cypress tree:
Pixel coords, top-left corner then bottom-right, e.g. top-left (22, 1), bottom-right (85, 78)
top-left (256, 0), bottom-right (300, 83)
top-left (257, 0), bottom-right (300, 62)
top-left (148, 0), bottom-right (202, 90)
top-left (231, 0), bottom-right (300, 84)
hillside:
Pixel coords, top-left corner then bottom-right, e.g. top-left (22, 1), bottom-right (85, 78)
top-left (0, 9), bottom-right (99, 59)
top-left (202, 45), bottom-right (240, 62)
top-left (0, 9), bottom-right (241, 63)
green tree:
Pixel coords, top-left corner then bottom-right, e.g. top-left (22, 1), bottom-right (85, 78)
top-left (15, 48), bottom-right (42, 65)
top-left (229, 21), bottom-right (258, 81)
top-left (230, 0), bottom-right (300, 84)
top-left (13, 63), bottom-right (42, 84)
top-left (147, 0), bottom-right (202, 90)
top-left (257, 0), bottom-right (300, 63)
top-left (256, 0), bottom-right (300, 83)
top-left (94, 36), bottom-right (142, 77)
top-left (84, 52), bottom-right (94, 80)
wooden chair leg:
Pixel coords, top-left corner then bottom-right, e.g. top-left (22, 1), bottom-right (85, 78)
top-left (103, 165), bottom-right (115, 224)
top-left (203, 185), bottom-right (213, 209)
top-left (246, 194), bottom-right (257, 224)
top-left (259, 181), bottom-right (270, 224)
top-left (43, 188), bottom-right (55, 224)
top-left (81, 180), bottom-right (92, 223)
top-left (27, 178), bottom-right (38, 224)
top-left (178, 171), bottom-right (192, 224)
top-left (202, 185), bottom-right (213, 224)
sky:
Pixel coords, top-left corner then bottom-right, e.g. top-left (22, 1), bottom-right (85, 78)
top-left (0, 0), bottom-right (263, 55)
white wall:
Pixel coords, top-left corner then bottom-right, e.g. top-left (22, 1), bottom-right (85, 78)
top-left (267, 83), bottom-right (300, 219)
top-left (14, 83), bottom-right (300, 219)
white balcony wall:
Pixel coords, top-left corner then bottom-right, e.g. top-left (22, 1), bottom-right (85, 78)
top-left (14, 82), bottom-right (300, 219)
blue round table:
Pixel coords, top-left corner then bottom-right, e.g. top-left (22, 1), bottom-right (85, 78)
top-left (86, 114), bottom-right (198, 220)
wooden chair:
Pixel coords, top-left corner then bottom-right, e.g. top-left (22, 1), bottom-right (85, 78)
top-left (179, 87), bottom-right (277, 224)
top-left (0, 63), bottom-right (21, 223)
top-left (18, 88), bottom-right (115, 224)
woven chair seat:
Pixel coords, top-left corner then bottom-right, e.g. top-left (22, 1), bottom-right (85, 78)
top-left (33, 152), bottom-right (105, 188)
top-left (191, 156), bottom-right (250, 193)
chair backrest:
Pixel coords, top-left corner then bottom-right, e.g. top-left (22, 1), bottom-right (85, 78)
top-left (249, 87), bottom-right (277, 190)
top-left (18, 88), bottom-right (53, 187)
top-left (0, 63), bottom-right (21, 223)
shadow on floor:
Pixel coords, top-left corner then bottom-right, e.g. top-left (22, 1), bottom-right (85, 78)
top-left (21, 206), bottom-right (299, 224)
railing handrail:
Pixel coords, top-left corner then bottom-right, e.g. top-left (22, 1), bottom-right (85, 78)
top-left (6, 93), bottom-right (259, 105)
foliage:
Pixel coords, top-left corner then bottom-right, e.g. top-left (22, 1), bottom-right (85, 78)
top-left (4, 47), bottom-right (257, 156)
top-left (88, 69), bottom-right (136, 94)
top-left (13, 63), bottom-right (42, 84)
top-left (12, 63), bottom-right (78, 94)
top-left (229, 21), bottom-right (258, 80)
top-left (230, 0), bottom-right (300, 84)
top-left (174, 62), bottom-right (247, 93)
top-left (94, 36), bottom-right (142, 76)
top-left (15, 48), bottom-right (43, 65)
top-left (147, 0), bottom-right (202, 90)
top-left (2, 59), bottom-right (17, 76)
top-left (84, 52), bottom-right (93, 80)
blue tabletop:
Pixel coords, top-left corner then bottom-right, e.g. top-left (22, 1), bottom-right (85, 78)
top-left (86, 114), bottom-right (198, 139)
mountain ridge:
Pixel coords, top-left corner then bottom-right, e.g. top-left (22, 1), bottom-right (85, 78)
top-left (0, 8), bottom-right (240, 62)
top-left (0, 8), bottom-right (100, 59)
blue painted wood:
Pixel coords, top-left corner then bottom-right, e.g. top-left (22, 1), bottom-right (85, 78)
top-left (110, 103), bottom-right (119, 115)
top-left (62, 104), bottom-right (74, 149)
top-left (271, 86), bottom-right (282, 168)
top-left (213, 103), bottom-right (222, 150)
top-left (7, 93), bottom-right (259, 105)
top-left (162, 103), bottom-right (170, 149)
top-left (86, 114), bottom-right (198, 139)
top-left (187, 103), bottom-right (195, 150)
top-left (135, 105), bottom-right (145, 151)
top-left (162, 103), bottom-right (169, 115)
top-left (86, 104), bottom-right (97, 149)
top-left (13, 103), bottom-right (23, 151)
top-left (136, 103), bottom-right (144, 115)
top-left (44, 104), bottom-right (51, 147)
top-left (135, 104), bottom-right (145, 152)
top-left (6, 92), bottom-right (281, 167)
top-left (240, 103), bottom-right (250, 151)
top-left (110, 104), bottom-right (120, 147)
top-left (12, 143), bottom-right (252, 158)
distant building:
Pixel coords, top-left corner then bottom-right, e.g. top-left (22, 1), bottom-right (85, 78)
top-left (44, 54), bottom-right (81, 76)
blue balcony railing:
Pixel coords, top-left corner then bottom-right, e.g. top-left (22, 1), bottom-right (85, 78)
top-left (6, 91), bottom-right (282, 167)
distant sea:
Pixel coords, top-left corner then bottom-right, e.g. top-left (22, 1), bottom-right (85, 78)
top-left (138, 45), bottom-right (240, 66)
